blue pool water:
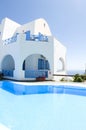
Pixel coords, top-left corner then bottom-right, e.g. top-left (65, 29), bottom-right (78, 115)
top-left (0, 81), bottom-right (86, 130)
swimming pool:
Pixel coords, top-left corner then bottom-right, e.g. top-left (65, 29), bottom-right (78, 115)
top-left (0, 81), bottom-right (86, 130)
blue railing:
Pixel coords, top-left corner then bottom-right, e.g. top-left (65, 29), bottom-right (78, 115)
top-left (3, 33), bottom-right (18, 45)
top-left (3, 31), bottom-right (48, 45)
top-left (25, 31), bottom-right (48, 42)
top-left (25, 70), bottom-right (48, 78)
top-left (2, 70), bottom-right (13, 77)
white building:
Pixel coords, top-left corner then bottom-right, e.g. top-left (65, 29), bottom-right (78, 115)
top-left (0, 18), bottom-right (66, 81)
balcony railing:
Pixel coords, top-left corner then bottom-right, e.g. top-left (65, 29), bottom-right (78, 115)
top-left (2, 70), bottom-right (13, 77)
top-left (25, 31), bottom-right (48, 42)
top-left (3, 33), bottom-right (18, 45)
top-left (25, 70), bottom-right (48, 78)
top-left (3, 31), bottom-right (48, 45)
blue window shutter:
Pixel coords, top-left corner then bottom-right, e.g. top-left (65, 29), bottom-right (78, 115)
top-left (45, 60), bottom-right (50, 70)
top-left (42, 59), bottom-right (44, 69)
top-left (38, 59), bottom-right (45, 70)
top-left (38, 59), bottom-right (41, 69)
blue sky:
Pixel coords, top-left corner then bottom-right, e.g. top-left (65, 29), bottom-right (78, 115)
top-left (0, 0), bottom-right (86, 70)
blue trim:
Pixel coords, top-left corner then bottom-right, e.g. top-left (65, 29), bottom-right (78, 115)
top-left (25, 70), bottom-right (48, 78)
top-left (3, 33), bottom-right (18, 44)
top-left (25, 31), bottom-right (30, 40)
top-left (2, 70), bottom-right (13, 77)
top-left (38, 59), bottom-right (50, 70)
top-left (38, 59), bottom-right (44, 69)
top-left (38, 33), bottom-right (44, 41)
top-left (3, 31), bottom-right (48, 44)
top-left (45, 60), bottom-right (50, 70)
top-left (22, 60), bottom-right (25, 70)
top-left (25, 31), bottom-right (48, 42)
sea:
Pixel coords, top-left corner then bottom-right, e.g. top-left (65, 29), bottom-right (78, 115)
top-left (67, 70), bottom-right (85, 75)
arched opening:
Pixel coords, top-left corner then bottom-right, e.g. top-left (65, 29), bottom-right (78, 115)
top-left (22, 54), bottom-right (50, 78)
top-left (1, 55), bottom-right (15, 77)
top-left (57, 57), bottom-right (64, 72)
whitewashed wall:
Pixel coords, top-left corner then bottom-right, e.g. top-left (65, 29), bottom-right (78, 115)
top-left (1, 18), bottom-right (20, 40)
top-left (0, 18), bottom-right (66, 80)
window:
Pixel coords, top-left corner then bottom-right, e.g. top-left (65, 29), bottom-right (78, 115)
top-left (45, 60), bottom-right (50, 70)
top-left (38, 59), bottom-right (44, 69)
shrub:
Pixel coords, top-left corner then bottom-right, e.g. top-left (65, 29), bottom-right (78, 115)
top-left (73, 74), bottom-right (83, 82)
top-left (60, 78), bottom-right (65, 81)
top-left (81, 75), bottom-right (86, 80)
top-left (60, 77), bottom-right (67, 82)
top-left (74, 77), bottom-right (83, 82)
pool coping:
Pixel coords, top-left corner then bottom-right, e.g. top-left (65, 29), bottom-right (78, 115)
top-left (9, 80), bottom-right (86, 88)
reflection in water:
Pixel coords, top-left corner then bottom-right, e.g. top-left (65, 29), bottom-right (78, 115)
top-left (1, 81), bottom-right (50, 95)
top-left (1, 81), bottom-right (63, 95)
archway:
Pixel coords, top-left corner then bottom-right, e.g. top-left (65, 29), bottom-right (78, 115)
top-left (22, 54), bottom-right (50, 78)
top-left (1, 55), bottom-right (15, 77)
top-left (57, 57), bottom-right (65, 71)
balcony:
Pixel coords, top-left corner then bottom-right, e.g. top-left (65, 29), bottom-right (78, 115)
top-left (3, 31), bottom-right (48, 45)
